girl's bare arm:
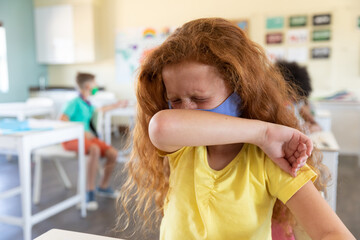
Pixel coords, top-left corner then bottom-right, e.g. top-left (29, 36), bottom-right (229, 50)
top-left (149, 109), bottom-right (312, 176)
top-left (286, 181), bottom-right (355, 240)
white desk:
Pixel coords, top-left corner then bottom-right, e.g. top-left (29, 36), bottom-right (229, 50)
top-left (0, 120), bottom-right (86, 240)
top-left (101, 106), bottom-right (136, 146)
top-left (0, 102), bottom-right (54, 121)
top-left (35, 229), bottom-right (122, 240)
top-left (309, 131), bottom-right (340, 212)
top-left (312, 100), bottom-right (360, 158)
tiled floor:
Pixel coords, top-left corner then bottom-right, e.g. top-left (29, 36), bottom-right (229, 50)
top-left (0, 140), bottom-right (359, 239)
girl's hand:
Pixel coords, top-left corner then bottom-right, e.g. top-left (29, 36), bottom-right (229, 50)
top-left (259, 123), bottom-right (313, 177)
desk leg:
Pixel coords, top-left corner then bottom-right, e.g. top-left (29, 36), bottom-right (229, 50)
top-left (18, 139), bottom-right (32, 240)
top-left (78, 131), bottom-right (87, 218)
top-left (104, 113), bottom-right (111, 145)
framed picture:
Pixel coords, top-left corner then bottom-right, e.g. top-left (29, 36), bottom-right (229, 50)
top-left (266, 32), bottom-right (283, 44)
top-left (289, 15), bottom-right (307, 27)
top-left (266, 16), bottom-right (284, 29)
top-left (312, 29), bottom-right (331, 41)
top-left (311, 47), bottom-right (331, 59)
top-left (313, 14), bottom-right (331, 26)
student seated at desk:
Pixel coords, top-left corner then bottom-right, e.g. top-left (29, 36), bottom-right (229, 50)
top-left (276, 61), bottom-right (322, 134)
top-left (60, 72), bottom-right (128, 211)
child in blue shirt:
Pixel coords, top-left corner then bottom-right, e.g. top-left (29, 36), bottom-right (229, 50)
top-left (61, 72), bottom-right (127, 210)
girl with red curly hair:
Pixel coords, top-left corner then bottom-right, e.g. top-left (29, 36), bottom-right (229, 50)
top-left (118, 18), bottom-right (354, 240)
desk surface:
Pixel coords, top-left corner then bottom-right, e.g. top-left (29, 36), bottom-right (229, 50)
top-left (0, 119), bottom-right (83, 153)
top-left (35, 229), bottom-right (123, 240)
top-left (309, 131), bottom-right (339, 152)
top-left (0, 102), bottom-right (53, 111)
top-left (0, 102), bottom-right (54, 120)
top-left (0, 119), bottom-right (81, 137)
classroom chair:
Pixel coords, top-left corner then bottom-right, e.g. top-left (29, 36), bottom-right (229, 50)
top-left (32, 144), bottom-right (105, 204)
top-left (32, 110), bottom-right (105, 204)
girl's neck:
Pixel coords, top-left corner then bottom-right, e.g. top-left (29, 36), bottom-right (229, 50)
top-left (207, 143), bottom-right (243, 156)
top-left (207, 143), bottom-right (243, 171)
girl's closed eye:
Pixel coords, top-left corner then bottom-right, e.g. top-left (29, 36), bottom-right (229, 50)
top-left (191, 96), bottom-right (207, 102)
top-left (169, 99), bottom-right (181, 108)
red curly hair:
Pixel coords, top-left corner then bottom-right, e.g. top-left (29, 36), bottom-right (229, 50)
top-left (117, 17), bottom-right (329, 235)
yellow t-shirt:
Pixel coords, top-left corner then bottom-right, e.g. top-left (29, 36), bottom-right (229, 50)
top-left (159, 143), bottom-right (317, 240)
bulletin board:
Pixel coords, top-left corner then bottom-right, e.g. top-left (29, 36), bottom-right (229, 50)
top-left (115, 27), bottom-right (174, 84)
top-left (264, 13), bottom-right (332, 63)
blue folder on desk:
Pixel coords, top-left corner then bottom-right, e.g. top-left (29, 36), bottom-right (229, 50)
top-left (0, 119), bottom-right (52, 135)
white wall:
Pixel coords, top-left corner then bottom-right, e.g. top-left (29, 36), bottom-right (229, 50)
top-left (43, 0), bottom-right (360, 100)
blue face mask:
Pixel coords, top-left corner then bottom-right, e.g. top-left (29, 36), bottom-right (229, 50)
top-left (168, 92), bottom-right (242, 117)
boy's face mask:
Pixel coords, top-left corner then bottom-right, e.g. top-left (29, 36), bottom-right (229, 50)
top-left (168, 92), bottom-right (242, 117)
top-left (91, 86), bottom-right (99, 95)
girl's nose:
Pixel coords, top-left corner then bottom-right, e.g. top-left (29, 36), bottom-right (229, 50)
top-left (181, 99), bottom-right (197, 110)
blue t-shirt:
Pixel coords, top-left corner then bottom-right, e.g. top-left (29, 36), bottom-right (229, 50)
top-left (62, 96), bottom-right (95, 131)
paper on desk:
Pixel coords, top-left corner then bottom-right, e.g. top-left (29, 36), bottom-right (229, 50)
top-left (0, 119), bottom-right (53, 135)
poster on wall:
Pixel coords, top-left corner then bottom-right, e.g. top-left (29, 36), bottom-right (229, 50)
top-left (115, 27), bottom-right (174, 83)
top-left (289, 16), bottom-right (307, 27)
top-left (313, 14), bottom-right (331, 26)
top-left (312, 29), bottom-right (331, 41)
top-left (231, 19), bottom-right (249, 34)
top-left (311, 47), bottom-right (330, 59)
top-left (266, 33), bottom-right (283, 44)
top-left (287, 47), bottom-right (308, 63)
top-left (358, 16), bottom-right (360, 29)
top-left (287, 29), bottom-right (308, 44)
top-left (266, 17), bottom-right (284, 29)
top-left (266, 48), bottom-right (286, 62)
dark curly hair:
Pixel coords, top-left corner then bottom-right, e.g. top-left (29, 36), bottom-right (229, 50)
top-left (276, 61), bottom-right (312, 98)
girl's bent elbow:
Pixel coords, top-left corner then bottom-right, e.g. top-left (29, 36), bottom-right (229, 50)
top-left (148, 111), bottom-right (172, 148)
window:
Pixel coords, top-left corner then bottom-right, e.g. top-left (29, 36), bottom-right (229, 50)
top-left (0, 22), bottom-right (9, 93)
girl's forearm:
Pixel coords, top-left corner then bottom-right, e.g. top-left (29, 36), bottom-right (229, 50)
top-left (148, 109), bottom-right (267, 152)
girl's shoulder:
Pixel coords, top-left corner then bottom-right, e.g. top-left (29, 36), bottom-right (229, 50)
top-left (158, 146), bottom-right (195, 169)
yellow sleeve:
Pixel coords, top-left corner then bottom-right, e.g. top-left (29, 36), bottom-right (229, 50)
top-left (156, 147), bottom-right (192, 169)
top-left (265, 157), bottom-right (317, 204)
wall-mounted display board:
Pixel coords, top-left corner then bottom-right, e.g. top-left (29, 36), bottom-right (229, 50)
top-left (287, 29), bottom-right (308, 44)
top-left (266, 33), bottom-right (283, 44)
top-left (289, 16), bottom-right (307, 27)
top-left (264, 12), bottom-right (333, 63)
top-left (312, 29), bottom-right (331, 41)
top-left (313, 14), bottom-right (331, 26)
top-left (266, 17), bottom-right (284, 29)
top-left (311, 47), bottom-right (330, 59)
top-left (358, 16), bottom-right (360, 29)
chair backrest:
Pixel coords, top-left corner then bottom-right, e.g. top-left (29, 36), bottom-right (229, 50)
top-left (26, 97), bottom-right (54, 107)
top-left (26, 97), bottom-right (56, 119)
top-left (89, 91), bottom-right (117, 108)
